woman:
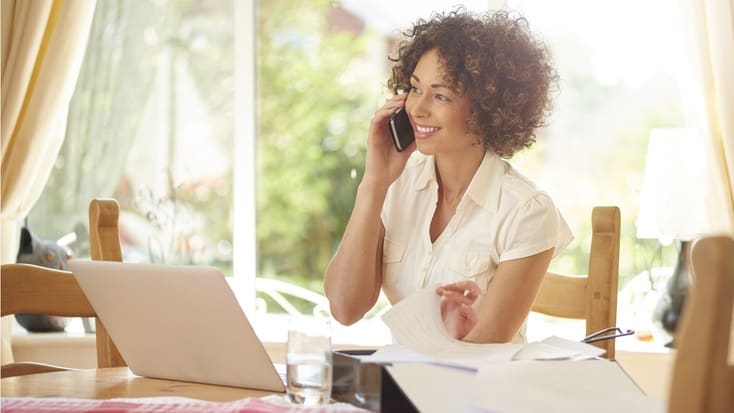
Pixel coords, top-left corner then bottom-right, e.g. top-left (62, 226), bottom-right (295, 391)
top-left (324, 8), bottom-right (572, 344)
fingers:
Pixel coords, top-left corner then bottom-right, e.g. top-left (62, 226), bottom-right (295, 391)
top-left (460, 303), bottom-right (477, 322)
top-left (369, 95), bottom-right (406, 138)
top-left (387, 93), bottom-right (407, 103)
top-left (439, 300), bottom-right (477, 340)
top-left (438, 279), bottom-right (481, 294)
top-left (440, 291), bottom-right (474, 307)
top-left (443, 299), bottom-right (476, 318)
top-left (376, 93), bottom-right (408, 116)
top-left (436, 280), bottom-right (482, 301)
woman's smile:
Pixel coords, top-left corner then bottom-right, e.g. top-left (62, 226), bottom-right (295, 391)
top-left (413, 123), bottom-right (441, 139)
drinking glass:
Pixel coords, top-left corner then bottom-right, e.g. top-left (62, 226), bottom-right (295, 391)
top-left (286, 316), bottom-right (333, 405)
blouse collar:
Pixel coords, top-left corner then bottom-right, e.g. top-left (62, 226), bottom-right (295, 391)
top-left (413, 150), bottom-right (505, 213)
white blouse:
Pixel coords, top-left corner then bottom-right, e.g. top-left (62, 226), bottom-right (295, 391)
top-left (380, 150), bottom-right (573, 342)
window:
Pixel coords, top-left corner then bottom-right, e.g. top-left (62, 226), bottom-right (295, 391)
top-left (505, 0), bottom-right (686, 347)
top-left (29, 0), bottom-right (688, 348)
top-left (31, 0), bottom-right (237, 271)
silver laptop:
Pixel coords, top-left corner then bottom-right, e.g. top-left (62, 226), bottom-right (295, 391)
top-left (68, 260), bottom-right (286, 392)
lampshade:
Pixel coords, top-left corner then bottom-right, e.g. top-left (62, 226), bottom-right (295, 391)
top-left (636, 128), bottom-right (709, 242)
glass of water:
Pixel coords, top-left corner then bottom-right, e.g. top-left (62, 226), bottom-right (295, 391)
top-left (286, 315), bottom-right (333, 405)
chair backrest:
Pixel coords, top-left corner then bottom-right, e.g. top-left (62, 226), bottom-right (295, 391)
top-left (1, 265), bottom-right (96, 318)
top-left (531, 206), bottom-right (621, 359)
top-left (668, 236), bottom-right (734, 413)
top-left (88, 198), bottom-right (126, 367)
top-left (0, 198), bottom-right (126, 372)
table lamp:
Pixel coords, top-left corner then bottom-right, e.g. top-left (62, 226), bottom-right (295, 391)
top-left (636, 128), bottom-right (708, 347)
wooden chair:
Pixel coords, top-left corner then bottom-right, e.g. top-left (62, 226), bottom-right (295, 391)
top-left (668, 236), bottom-right (734, 413)
top-left (531, 206), bottom-right (621, 359)
top-left (1, 198), bottom-right (126, 377)
top-left (88, 198), bottom-right (126, 368)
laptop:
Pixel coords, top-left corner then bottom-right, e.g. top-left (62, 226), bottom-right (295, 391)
top-left (68, 260), bottom-right (286, 392)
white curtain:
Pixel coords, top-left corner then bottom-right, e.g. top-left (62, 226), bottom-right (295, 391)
top-left (678, 0), bottom-right (734, 237)
top-left (679, 0), bottom-right (734, 362)
top-left (1, 0), bottom-right (96, 364)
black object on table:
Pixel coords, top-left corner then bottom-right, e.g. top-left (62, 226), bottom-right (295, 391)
top-left (332, 349), bottom-right (418, 413)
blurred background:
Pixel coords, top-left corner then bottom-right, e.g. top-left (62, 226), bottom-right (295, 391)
top-left (27, 0), bottom-right (694, 347)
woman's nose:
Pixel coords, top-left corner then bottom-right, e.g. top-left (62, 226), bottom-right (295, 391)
top-left (409, 95), bottom-right (429, 119)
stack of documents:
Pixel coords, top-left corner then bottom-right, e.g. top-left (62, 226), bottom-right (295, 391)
top-left (362, 285), bottom-right (665, 413)
top-left (364, 286), bottom-right (605, 370)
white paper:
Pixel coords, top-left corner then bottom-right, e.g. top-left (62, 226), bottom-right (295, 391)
top-left (359, 344), bottom-right (433, 364)
top-left (379, 284), bottom-right (521, 370)
top-left (380, 283), bottom-right (454, 348)
top-left (471, 360), bottom-right (666, 413)
top-left (511, 336), bottom-right (606, 361)
top-left (376, 287), bottom-right (664, 412)
top-left (378, 285), bottom-right (605, 370)
top-left (385, 363), bottom-right (484, 413)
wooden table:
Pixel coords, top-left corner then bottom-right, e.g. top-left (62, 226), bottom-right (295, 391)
top-left (2, 353), bottom-right (675, 402)
top-left (615, 351), bottom-right (674, 400)
top-left (1, 367), bottom-right (281, 402)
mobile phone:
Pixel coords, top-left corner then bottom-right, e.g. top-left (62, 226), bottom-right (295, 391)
top-left (388, 107), bottom-right (415, 152)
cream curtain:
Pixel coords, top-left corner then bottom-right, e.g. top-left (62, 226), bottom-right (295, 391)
top-left (1, 0), bottom-right (96, 364)
top-left (679, 0), bottom-right (734, 362)
top-left (679, 0), bottom-right (734, 236)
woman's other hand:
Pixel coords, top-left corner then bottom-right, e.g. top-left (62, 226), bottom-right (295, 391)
top-left (436, 280), bottom-right (482, 340)
top-left (363, 93), bottom-right (415, 188)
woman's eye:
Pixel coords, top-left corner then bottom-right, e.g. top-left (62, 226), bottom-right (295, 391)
top-left (410, 86), bottom-right (421, 94)
top-left (435, 94), bottom-right (449, 101)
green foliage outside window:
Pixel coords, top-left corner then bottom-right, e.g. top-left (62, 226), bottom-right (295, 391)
top-left (256, 0), bottom-right (375, 283)
top-left (27, 0), bottom-right (682, 317)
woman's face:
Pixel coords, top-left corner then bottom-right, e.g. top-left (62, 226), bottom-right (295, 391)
top-left (405, 48), bottom-right (476, 157)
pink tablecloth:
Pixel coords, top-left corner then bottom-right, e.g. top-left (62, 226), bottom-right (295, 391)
top-left (0, 395), bottom-right (371, 413)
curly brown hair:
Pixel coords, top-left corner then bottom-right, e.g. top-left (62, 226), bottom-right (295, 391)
top-left (388, 8), bottom-right (557, 158)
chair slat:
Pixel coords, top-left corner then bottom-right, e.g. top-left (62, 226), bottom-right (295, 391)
top-left (531, 206), bottom-right (620, 359)
top-left (1, 264), bottom-right (95, 317)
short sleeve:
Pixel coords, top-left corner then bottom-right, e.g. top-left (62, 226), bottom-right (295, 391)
top-left (497, 193), bottom-right (573, 262)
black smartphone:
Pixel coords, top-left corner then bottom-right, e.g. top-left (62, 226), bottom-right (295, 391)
top-left (388, 107), bottom-right (415, 152)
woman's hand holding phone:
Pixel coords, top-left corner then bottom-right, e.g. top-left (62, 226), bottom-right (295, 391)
top-left (363, 93), bottom-right (415, 190)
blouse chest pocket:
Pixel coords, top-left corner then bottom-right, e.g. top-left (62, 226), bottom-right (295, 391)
top-left (449, 252), bottom-right (491, 279)
top-left (382, 237), bottom-right (406, 263)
